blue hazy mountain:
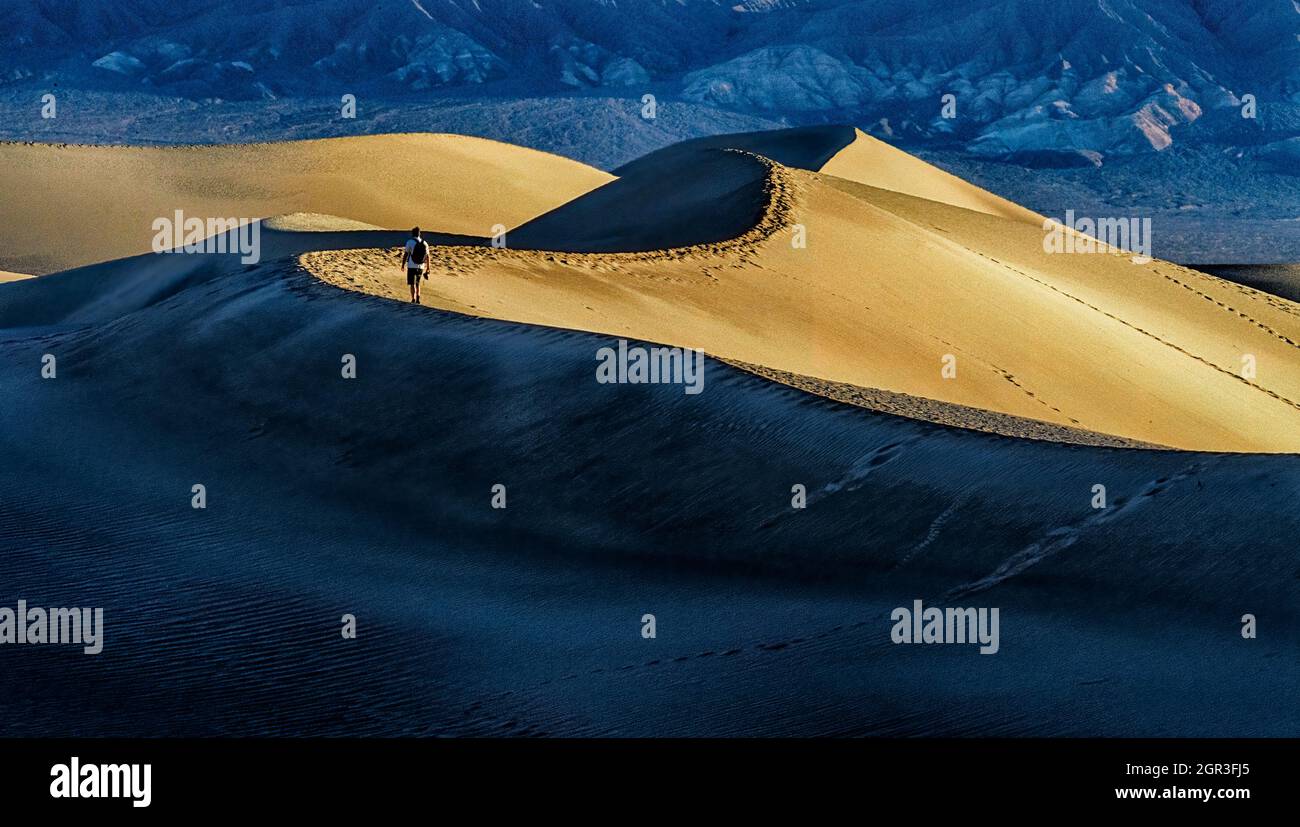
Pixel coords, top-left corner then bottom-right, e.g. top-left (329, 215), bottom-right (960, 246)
top-left (3, 0), bottom-right (1297, 160)
top-left (2, 0), bottom-right (1298, 260)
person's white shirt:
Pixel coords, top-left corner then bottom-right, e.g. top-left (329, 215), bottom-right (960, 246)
top-left (405, 237), bottom-right (427, 271)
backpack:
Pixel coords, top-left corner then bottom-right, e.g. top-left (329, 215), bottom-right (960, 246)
top-left (409, 238), bottom-right (428, 266)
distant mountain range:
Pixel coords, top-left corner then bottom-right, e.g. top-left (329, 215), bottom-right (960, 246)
top-left (3, 0), bottom-right (1297, 163)
top-left (1, 0), bottom-right (1297, 261)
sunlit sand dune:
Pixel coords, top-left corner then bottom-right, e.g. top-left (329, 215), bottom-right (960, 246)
top-left (262, 212), bottom-right (385, 232)
top-left (0, 270), bottom-right (31, 282)
top-left (2, 128), bottom-right (1298, 737)
top-left (0, 134), bottom-right (611, 274)
top-left (6, 126), bottom-right (1299, 451)
top-left (593, 125), bottom-right (1040, 225)
top-left (819, 128), bottom-right (1043, 224)
top-left (304, 128), bottom-right (1300, 453)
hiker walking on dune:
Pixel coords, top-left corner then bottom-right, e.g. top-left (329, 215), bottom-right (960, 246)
top-left (401, 226), bottom-right (430, 304)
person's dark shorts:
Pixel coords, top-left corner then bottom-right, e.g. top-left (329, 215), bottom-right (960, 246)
top-left (407, 268), bottom-right (423, 286)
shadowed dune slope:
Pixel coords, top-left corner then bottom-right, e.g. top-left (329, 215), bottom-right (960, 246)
top-left (510, 123), bottom-right (1038, 252)
top-left (610, 124), bottom-right (860, 176)
top-left (512, 148), bottom-right (774, 252)
top-left (309, 145), bottom-right (1300, 453)
top-left (0, 134), bottom-right (611, 274)
top-left (0, 240), bottom-right (1296, 736)
top-left (596, 124), bottom-right (1039, 225)
top-left (1198, 263), bottom-right (1300, 303)
top-left (511, 124), bottom-right (859, 252)
top-left (0, 224), bottom-right (468, 329)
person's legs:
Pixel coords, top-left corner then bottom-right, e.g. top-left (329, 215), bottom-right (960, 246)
top-left (413, 269), bottom-right (422, 304)
top-left (407, 269), bottom-right (418, 303)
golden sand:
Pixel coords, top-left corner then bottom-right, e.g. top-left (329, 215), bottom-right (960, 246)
top-left (304, 131), bottom-right (1300, 452)
top-left (0, 134), bottom-right (612, 274)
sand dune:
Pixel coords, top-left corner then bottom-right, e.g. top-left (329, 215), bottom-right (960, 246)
top-left (601, 125), bottom-right (1040, 223)
top-left (819, 128), bottom-right (1043, 224)
top-left (7, 126), bottom-right (1300, 452)
top-left (1, 235), bottom-right (1295, 736)
top-left (0, 134), bottom-right (611, 274)
top-left (510, 125), bottom-right (860, 252)
top-left (610, 124), bottom-right (860, 176)
top-left (511, 147), bottom-right (774, 252)
top-left (2, 127), bottom-right (1298, 736)
top-left (510, 125), bottom-right (1038, 253)
top-left (305, 128), bottom-right (1300, 453)
top-left (0, 270), bottom-right (31, 282)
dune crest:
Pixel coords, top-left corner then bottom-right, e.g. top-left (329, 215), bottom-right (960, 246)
top-left (304, 130), bottom-right (1300, 453)
top-left (819, 128), bottom-right (1043, 224)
